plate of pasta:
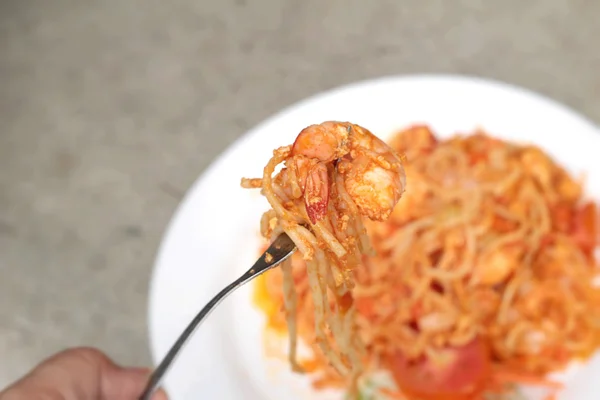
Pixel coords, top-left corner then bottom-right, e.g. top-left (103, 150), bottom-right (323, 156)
top-left (148, 75), bottom-right (600, 400)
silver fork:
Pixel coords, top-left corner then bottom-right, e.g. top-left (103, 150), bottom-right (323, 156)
top-left (139, 232), bottom-right (297, 400)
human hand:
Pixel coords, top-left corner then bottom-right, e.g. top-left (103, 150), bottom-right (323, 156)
top-left (0, 347), bottom-right (168, 400)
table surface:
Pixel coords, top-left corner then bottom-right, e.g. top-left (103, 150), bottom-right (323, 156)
top-left (1, 0), bottom-right (599, 388)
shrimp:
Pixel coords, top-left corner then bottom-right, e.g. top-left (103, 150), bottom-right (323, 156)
top-left (288, 121), bottom-right (406, 223)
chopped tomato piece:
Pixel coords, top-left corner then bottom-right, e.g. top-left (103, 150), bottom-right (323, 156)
top-left (385, 338), bottom-right (491, 400)
top-left (469, 152), bottom-right (487, 165)
top-left (338, 292), bottom-right (354, 313)
top-left (571, 202), bottom-right (598, 255)
top-left (551, 202), bottom-right (573, 233)
top-left (355, 296), bottom-right (375, 318)
top-left (491, 214), bottom-right (517, 233)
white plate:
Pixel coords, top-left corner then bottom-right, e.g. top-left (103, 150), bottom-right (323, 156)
top-left (148, 75), bottom-right (600, 400)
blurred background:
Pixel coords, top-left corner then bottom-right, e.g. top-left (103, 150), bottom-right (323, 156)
top-left (1, 0), bottom-right (599, 388)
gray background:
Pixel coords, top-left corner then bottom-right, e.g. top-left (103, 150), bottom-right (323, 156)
top-left (1, 0), bottom-right (599, 389)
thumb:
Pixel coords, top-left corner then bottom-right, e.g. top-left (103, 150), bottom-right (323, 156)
top-left (102, 366), bottom-right (169, 400)
top-left (0, 347), bottom-right (168, 400)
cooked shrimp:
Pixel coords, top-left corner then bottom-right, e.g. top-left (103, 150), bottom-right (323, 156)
top-left (472, 244), bottom-right (524, 286)
top-left (288, 121), bottom-right (406, 223)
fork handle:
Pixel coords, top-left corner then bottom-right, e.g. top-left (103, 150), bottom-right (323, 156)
top-left (140, 233), bottom-right (296, 399)
top-left (138, 274), bottom-right (247, 400)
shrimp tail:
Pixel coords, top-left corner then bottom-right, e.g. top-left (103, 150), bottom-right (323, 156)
top-left (305, 163), bottom-right (330, 224)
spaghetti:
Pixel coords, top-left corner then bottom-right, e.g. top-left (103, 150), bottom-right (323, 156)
top-left (252, 125), bottom-right (600, 399)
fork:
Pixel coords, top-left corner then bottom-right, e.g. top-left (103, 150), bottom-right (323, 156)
top-left (138, 232), bottom-right (297, 400)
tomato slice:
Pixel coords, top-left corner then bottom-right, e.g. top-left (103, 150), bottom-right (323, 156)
top-left (571, 202), bottom-right (598, 256)
top-left (385, 338), bottom-right (491, 400)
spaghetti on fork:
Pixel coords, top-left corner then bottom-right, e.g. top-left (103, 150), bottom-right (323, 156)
top-left (241, 121), bottom-right (407, 390)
